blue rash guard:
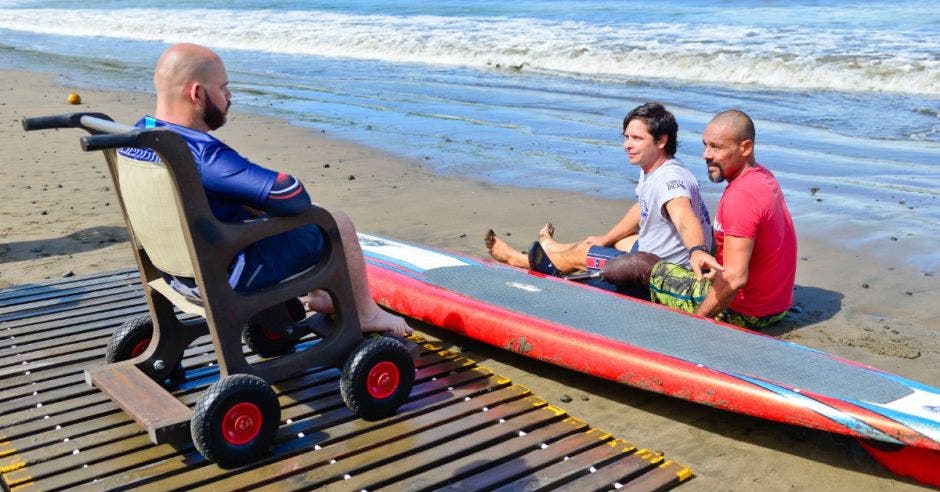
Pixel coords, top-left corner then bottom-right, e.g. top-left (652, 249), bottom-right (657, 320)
top-left (118, 116), bottom-right (325, 299)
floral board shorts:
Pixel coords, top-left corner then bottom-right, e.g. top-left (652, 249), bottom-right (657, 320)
top-left (648, 261), bottom-right (786, 330)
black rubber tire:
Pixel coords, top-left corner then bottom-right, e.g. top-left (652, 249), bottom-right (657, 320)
top-left (104, 313), bottom-right (186, 381)
top-left (105, 314), bottom-right (154, 363)
top-left (191, 374), bottom-right (280, 468)
top-left (242, 323), bottom-right (297, 358)
top-left (340, 336), bottom-right (415, 421)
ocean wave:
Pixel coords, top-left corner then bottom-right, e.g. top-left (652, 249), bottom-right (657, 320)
top-left (0, 8), bottom-right (937, 94)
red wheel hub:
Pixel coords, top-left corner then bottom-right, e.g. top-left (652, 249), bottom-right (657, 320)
top-left (366, 361), bottom-right (400, 399)
top-left (221, 402), bottom-right (262, 445)
top-left (131, 338), bottom-right (151, 358)
top-left (261, 326), bottom-right (282, 341)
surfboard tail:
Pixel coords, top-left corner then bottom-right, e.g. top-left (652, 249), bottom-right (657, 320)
top-left (858, 439), bottom-right (940, 487)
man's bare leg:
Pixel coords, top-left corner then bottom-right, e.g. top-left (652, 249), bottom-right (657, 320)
top-left (537, 223), bottom-right (592, 273)
top-left (299, 290), bottom-right (333, 314)
top-left (613, 235), bottom-right (638, 251)
top-left (484, 229), bottom-right (530, 268)
top-left (324, 211), bottom-right (413, 337)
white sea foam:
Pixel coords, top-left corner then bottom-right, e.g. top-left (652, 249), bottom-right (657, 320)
top-left (0, 8), bottom-right (936, 95)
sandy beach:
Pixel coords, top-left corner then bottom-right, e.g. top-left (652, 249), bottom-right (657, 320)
top-left (1, 69), bottom-right (938, 490)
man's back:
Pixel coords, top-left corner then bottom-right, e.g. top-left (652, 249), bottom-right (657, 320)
top-left (714, 165), bottom-right (796, 317)
top-left (120, 116), bottom-right (279, 223)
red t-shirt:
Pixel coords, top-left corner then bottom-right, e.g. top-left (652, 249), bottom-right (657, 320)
top-left (713, 165), bottom-right (797, 316)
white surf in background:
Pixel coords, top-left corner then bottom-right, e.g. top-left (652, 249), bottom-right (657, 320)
top-left (1, 0), bottom-right (938, 269)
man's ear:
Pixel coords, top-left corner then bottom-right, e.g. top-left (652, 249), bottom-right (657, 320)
top-left (656, 134), bottom-right (668, 150)
top-left (739, 139), bottom-right (754, 157)
top-left (188, 82), bottom-right (204, 106)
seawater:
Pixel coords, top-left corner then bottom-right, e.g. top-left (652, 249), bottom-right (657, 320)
top-left (1, 0), bottom-right (938, 270)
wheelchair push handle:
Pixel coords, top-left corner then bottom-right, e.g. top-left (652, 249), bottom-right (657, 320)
top-left (22, 114), bottom-right (81, 131)
top-left (81, 131), bottom-right (145, 152)
top-left (21, 112), bottom-right (114, 132)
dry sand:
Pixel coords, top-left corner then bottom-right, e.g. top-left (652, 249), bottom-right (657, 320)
top-left (1, 69), bottom-right (937, 490)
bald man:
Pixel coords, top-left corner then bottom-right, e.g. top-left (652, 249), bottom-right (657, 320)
top-left (649, 110), bottom-right (797, 329)
top-left (121, 43), bottom-right (411, 336)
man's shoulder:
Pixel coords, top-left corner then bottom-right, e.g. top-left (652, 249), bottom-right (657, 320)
top-left (650, 158), bottom-right (698, 192)
top-left (137, 116), bottom-right (230, 156)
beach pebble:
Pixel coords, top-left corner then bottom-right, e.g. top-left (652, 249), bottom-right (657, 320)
top-left (347, 175), bottom-right (356, 180)
top-left (580, 395), bottom-right (589, 401)
top-left (62, 271), bottom-right (74, 278)
top-left (559, 394), bottom-right (572, 403)
top-left (862, 283), bottom-right (869, 289)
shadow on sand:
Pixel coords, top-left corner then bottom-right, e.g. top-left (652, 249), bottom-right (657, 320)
top-left (0, 225), bottom-right (128, 265)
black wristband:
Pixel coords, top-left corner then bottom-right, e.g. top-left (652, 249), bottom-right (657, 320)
top-left (688, 245), bottom-right (708, 255)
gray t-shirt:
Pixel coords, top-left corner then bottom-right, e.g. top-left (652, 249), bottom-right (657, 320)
top-left (636, 158), bottom-right (712, 267)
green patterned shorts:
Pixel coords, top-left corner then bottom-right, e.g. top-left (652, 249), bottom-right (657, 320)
top-left (647, 261), bottom-right (786, 330)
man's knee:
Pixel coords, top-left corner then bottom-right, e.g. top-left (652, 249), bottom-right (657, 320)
top-left (600, 251), bottom-right (661, 287)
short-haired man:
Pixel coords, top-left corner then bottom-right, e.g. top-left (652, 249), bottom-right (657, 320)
top-left (123, 43), bottom-right (411, 336)
top-left (650, 110), bottom-right (797, 329)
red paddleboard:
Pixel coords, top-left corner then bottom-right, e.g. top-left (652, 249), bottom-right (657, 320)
top-left (360, 233), bottom-right (940, 486)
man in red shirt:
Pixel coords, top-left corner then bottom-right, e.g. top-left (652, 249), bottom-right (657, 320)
top-left (649, 110), bottom-right (797, 329)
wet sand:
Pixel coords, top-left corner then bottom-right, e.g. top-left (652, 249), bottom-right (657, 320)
top-left (1, 69), bottom-right (937, 490)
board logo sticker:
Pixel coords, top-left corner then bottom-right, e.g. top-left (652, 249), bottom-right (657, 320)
top-left (506, 281), bottom-right (541, 293)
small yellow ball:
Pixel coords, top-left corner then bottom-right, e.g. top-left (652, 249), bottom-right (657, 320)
top-left (67, 92), bottom-right (81, 105)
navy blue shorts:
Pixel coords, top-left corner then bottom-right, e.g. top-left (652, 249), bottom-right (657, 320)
top-left (233, 224), bottom-right (326, 291)
top-left (585, 241), bottom-right (638, 272)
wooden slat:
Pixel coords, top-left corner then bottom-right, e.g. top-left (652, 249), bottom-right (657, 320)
top-left (442, 427), bottom-right (616, 490)
top-left (0, 270), bottom-right (693, 490)
top-left (493, 437), bottom-right (639, 491)
top-left (622, 460), bottom-right (695, 491)
top-left (374, 415), bottom-right (588, 491)
top-left (0, 285), bottom-right (143, 322)
top-left (0, 269), bottom-right (138, 305)
top-left (552, 448), bottom-right (670, 491)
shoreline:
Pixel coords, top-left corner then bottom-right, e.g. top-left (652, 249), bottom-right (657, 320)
top-left (1, 69), bottom-right (937, 490)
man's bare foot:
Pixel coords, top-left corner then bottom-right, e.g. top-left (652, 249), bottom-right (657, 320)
top-left (299, 290), bottom-right (335, 314)
top-left (360, 306), bottom-right (413, 337)
top-left (484, 229), bottom-right (498, 253)
top-left (539, 223), bottom-right (568, 254)
top-left (538, 222), bottom-right (555, 241)
top-left (485, 229), bottom-right (529, 268)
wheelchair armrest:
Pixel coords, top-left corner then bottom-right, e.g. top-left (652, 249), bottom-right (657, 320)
top-left (215, 205), bottom-right (339, 258)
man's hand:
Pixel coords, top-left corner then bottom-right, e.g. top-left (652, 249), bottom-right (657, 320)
top-left (690, 249), bottom-right (723, 281)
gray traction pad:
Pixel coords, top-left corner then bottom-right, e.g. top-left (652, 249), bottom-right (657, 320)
top-left (424, 265), bottom-right (910, 404)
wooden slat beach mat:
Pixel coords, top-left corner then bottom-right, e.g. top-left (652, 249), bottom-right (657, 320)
top-left (0, 270), bottom-right (693, 491)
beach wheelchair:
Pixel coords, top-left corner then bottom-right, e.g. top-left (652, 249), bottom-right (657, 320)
top-left (22, 113), bottom-right (416, 468)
